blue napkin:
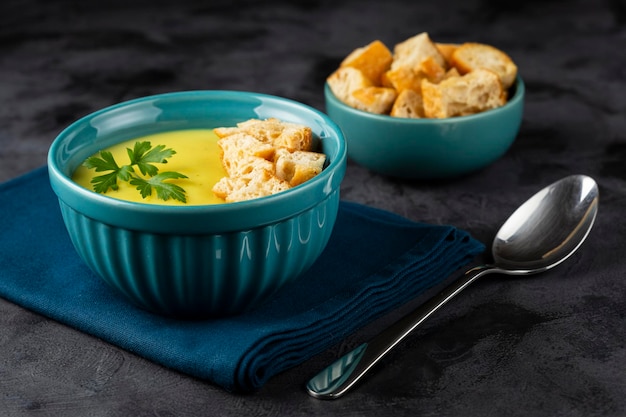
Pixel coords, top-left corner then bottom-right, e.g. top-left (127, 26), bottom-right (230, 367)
top-left (0, 167), bottom-right (484, 392)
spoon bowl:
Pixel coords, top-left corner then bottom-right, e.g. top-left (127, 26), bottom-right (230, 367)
top-left (307, 174), bottom-right (599, 399)
top-left (492, 175), bottom-right (598, 272)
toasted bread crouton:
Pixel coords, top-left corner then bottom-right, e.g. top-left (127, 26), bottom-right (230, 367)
top-left (274, 148), bottom-right (326, 187)
top-left (383, 66), bottom-right (423, 93)
top-left (451, 42), bottom-right (518, 89)
top-left (327, 66), bottom-right (374, 107)
top-left (272, 121), bottom-right (313, 152)
top-left (218, 132), bottom-right (275, 160)
top-left (444, 67), bottom-right (461, 79)
top-left (419, 56), bottom-right (447, 83)
top-left (327, 67), bottom-right (372, 100)
top-left (383, 57), bottom-right (446, 93)
top-left (212, 169), bottom-right (290, 202)
top-left (390, 89), bottom-right (425, 118)
top-left (213, 126), bottom-right (240, 139)
top-left (351, 86), bottom-right (397, 114)
top-left (435, 43), bottom-right (459, 66)
top-left (221, 154), bottom-right (275, 179)
top-left (340, 40), bottom-right (393, 84)
top-left (212, 118), bottom-right (325, 202)
top-left (217, 132), bottom-right (275, 177)
top-left (229, 118), bottom-right (313, 151)
top-left (391, 32), bottom-right (447, 71)
top-left (328, 33), bottom-right (517, 117)
top-left (379, 70), bottom-right (393, 88)
top-left (384, 33), bottom-right (447, 93)
top-left (328, 66), bottom-right (396, 113)
top-left (421, 68), bottom-right (506, 118)
top-left (230, 118), bottom-right (282, 142)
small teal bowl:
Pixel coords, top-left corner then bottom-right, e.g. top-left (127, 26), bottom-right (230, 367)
top-left (48, 90), bottom-right (347, 318)
top-left (325, 76), bottom-right (524, 179)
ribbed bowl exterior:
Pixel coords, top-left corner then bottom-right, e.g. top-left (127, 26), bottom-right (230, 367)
top-left (58, 190), bottom-right (339, 317)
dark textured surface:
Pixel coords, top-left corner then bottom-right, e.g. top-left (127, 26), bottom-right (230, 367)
top-left (1, 0), bottom-right (625, 415)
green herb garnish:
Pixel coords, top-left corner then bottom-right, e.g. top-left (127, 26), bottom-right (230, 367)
top-left (84, 141), bottom-right (188, 203)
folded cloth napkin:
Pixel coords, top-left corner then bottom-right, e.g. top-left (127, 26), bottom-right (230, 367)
top-left (0, 167), bottom-right (484, 393)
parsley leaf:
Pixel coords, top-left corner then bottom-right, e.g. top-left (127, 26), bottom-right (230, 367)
top-left (117, 164), bottom-right (135, 182)
top-left (85, 151), bottom-right (123, 192)
top-left (130, 172), bottom-right (189, 203)
top-left (128, 142), bottom-right (176, 176)
top-left (91, 171), bottom-right (120, 193)
top-left (83, 141), bottom-right (188, 203)
top-left (84, 150), bottom-right (119, 172)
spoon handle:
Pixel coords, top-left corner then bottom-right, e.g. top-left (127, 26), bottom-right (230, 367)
top-left (306, 265), bottom-right (494, 399)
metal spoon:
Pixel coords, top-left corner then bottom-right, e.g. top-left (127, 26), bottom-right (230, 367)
top-left (307, 174), bottom-right (599, 399)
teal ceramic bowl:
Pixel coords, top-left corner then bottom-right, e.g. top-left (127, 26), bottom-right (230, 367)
top-left (48, 90), bottom-right (347, 318)
top-left (325, 77), bottom-right (524, 179)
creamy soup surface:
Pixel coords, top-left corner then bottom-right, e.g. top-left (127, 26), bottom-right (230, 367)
top-left (73, 129), bottom-right (227, 205)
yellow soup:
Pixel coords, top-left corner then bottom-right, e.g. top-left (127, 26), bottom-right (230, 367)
top-left (73, 129), bottom-right (227, 205)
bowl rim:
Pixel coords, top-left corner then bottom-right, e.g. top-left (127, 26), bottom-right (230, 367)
top-left (48, 90), bottom-right (347, 234)
top-left (324, 75), bottom-right (525, 123)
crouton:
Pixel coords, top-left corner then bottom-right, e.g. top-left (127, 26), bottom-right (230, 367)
top-left (421, 68), bottom-right (506, 118)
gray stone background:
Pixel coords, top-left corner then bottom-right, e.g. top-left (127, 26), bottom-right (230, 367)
top-left (0, 0), bottom-right (625, 416)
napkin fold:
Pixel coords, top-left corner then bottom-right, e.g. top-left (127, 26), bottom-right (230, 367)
top-left (0, 167), bottom-right (484, 392)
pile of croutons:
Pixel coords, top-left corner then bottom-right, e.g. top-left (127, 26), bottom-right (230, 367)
top-left (211, 118), bottom-right (326, 202)
top-left (327, 32), bottom-right (518, 118)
